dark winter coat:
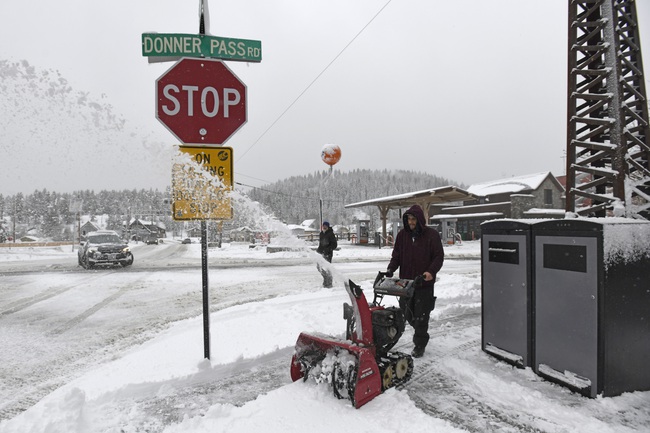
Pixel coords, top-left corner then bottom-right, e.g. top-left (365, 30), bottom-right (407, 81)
top-left (387, 205), bottom-right (444, 290)
top-left (317, 227), bottom-right (337, 261)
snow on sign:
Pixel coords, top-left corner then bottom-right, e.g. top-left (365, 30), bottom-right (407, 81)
top-left (172, 146), bottom-right (234, 221)
top-left (156, 58), bottom-right (247, 145)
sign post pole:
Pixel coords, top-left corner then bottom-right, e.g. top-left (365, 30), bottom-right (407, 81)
top-left (199, 1), bottom-right (210, 360)
top-left (201, 220), bottom-right (210, 359)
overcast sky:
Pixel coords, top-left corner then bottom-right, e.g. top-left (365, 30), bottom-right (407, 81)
top-left (1, 0), bottom-right (650, 195)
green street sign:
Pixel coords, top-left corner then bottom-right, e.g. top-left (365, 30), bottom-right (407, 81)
top-left (142, 33), bottom-right (262, 62)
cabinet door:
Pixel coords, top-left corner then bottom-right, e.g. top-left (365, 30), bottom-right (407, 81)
top-left (482, 234), bottom-right (530, 366)
top-left (534, 235), bottom-right (598, 397)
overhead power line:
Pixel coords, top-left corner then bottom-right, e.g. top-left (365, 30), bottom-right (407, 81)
top-left (236, 0), bottom-right (394, 162)
top-left (234, 171), bottom-right (275, 185)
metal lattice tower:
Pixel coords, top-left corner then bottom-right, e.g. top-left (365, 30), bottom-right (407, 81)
top-left (566, 0), bottom-right (650, 219)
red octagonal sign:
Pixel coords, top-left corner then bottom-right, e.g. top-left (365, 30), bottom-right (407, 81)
top-left (156, 58), bottom-right (247, 145)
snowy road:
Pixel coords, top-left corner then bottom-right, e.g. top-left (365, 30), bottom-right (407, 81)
top-left (1, 241), bottom-right (648, 432)
top-left (0, 241), bottom-right (408, 420)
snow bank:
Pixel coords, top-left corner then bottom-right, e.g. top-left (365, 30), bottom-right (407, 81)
top-left (163, 384), bottom-right (466, 433)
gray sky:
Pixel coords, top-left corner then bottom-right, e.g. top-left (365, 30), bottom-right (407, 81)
top-left (1, 0), bottom-right (650, 195)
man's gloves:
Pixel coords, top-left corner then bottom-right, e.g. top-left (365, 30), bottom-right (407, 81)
top-left (385, 269), bottom-right (394, 278)
top-left (413, 275), bottom-right (424, 289)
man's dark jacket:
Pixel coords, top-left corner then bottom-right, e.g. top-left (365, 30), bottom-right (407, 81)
top-left (387, 205), bottom-right (444, 289)
top-left (317, 227), bottom-right (337, 261)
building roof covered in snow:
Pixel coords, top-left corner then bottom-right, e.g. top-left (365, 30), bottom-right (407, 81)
top-left (300, 219), bottom-right (317, 230)
top-left (345, 185), bottom-right (475, 209)
top-left (466, 171), bottom-right (561, 197)
top-left (344, 185), bottom-right (476, 239)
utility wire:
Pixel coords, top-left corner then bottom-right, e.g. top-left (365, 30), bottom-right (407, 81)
top-left (234, 172), bottom-right (274, 185)
top-left (236, 0), bottom-right (393, 162)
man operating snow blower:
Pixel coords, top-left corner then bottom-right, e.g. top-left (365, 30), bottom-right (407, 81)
top-left (386, 204), bottom-right (444, 358)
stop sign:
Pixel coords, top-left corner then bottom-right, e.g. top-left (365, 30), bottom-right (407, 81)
top-left (156, 58), bottom-right (247, 145)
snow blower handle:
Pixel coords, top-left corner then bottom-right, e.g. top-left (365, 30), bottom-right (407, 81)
top-left (385, 269), bottom-right (394, 278)
top-left (413, 275), bottom-right (425, 289)
top-left (373, 272), bottom-right (414, 298)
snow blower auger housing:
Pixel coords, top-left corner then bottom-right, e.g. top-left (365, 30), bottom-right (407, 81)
top-left (290, 272), bottom-right (416, 408)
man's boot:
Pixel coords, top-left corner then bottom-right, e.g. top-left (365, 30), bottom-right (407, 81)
top-left (411, 346), bottom-right (425, 358)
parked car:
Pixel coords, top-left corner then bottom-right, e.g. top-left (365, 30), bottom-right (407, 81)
top-left (181, 238), bottom-right (192, 244)
top-left (78, 230), bottom-right (133, 269)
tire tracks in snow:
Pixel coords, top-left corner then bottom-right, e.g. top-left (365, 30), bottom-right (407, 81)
top-left (47, 286), bottom-right (130, 335)
top-left (0, 273), bottom-right (151, 421)
top-left (396, 310), bottom-right (549, 433)
top-left (0, 270), bottom-right (315, 424)
top-left (0, 270), bottom-right (121, 318)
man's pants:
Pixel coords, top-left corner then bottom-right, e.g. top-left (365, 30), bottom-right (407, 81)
top-left (399, 289), bottom-right (437, 349)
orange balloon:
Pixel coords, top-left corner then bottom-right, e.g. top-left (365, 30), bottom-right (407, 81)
top-left (321, 144), bottom-right (341, 166)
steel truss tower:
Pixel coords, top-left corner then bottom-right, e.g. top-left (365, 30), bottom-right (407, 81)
top-left (566, 0), bottom-right (650, 219)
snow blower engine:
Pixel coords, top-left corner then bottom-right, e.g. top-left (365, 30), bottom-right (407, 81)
top-left (289, 272), bottom-right (416, 408)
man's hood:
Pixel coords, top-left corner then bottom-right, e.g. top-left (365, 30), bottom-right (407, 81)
top-left (403, 205), bottom-right (427, 231)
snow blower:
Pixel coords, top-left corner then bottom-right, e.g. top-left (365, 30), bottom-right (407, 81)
top-left (290, 272), bottom-right (416, 408)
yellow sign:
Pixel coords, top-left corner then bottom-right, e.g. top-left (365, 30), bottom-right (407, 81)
top-left (172, 146), bottom-right (233, 221)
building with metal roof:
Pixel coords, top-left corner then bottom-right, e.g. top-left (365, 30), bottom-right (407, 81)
top-left (344, 185), bottom-right (476, 244)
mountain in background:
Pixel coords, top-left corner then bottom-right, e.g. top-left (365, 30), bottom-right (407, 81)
top-left (246, 168), bottom-right (464, 227)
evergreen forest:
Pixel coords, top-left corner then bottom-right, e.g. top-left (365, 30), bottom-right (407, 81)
top-left (0, 169), bottom-right (462, 241)
top-left (246, 168), bottom-right (461, 228)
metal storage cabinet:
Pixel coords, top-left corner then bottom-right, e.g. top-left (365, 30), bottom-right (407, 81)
top-left (481, 220), bottom-right (534, 368)
top-left (533, 218), bottom-right (650, 397)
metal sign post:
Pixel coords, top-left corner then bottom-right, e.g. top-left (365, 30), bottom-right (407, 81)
top-left (199, 0), bottom-right (209, 360)
top-left (201, 220), bottom-right (210, 359)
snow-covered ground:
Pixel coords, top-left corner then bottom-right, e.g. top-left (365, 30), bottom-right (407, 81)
top-left (0, 240), bottom-right (648, 433)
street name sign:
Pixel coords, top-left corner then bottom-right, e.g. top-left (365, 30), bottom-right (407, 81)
top-left (142, 33), bottom-right (262, 62)
top-left (156, 58), bottom-right (247, 145)
top-left (172, 146), bottom-right (234, 221)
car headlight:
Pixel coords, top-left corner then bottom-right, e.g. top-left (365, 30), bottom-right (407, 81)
top-left (122, 247), bottom-right (130, 253)
top-left (88, 248), bottom-right (97, 254)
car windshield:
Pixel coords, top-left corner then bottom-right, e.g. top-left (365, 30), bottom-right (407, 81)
top-left (88, 235), bottom-right (122, 244)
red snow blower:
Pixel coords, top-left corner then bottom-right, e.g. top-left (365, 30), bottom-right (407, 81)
top-left (290, 272), bottom-right (416, 408)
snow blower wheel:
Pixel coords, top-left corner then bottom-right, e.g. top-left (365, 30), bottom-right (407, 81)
top-left (332, 362), bottom-right (356, 402)
top-left (381, 365), bottom-right (394, 390)
top-left (395, 357), bottom-right (410, 380)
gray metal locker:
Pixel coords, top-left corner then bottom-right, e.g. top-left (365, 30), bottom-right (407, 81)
top-left (481, 220), bottom-right (534, 368)
top-left (533, 218), bottom-right (650, 397)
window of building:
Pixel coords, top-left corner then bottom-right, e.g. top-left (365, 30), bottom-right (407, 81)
top-left (544, 189), bottom-right (553, 206)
